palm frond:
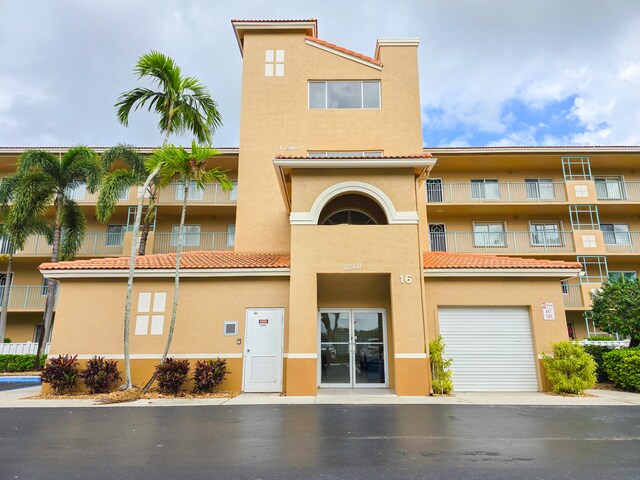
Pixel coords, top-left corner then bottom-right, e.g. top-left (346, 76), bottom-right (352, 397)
top-left (16, 150), bottom-right (59, 179)
top-left (134, 51), bottom-right (182, 92)
top-left (0, 175), bottom-right (18, 206)
top-left (115, 88), bottom-right (164, 126)
top-left (6, 172), bottom-right (56, 230)
top-left (101, 144), bottom-right (146, 175)
top-left (63, 146), bottom-right (102, 193)
top-left (59, 199), bottom-right (86, 260)
top-left (97, 169), bottom-right (141, 223)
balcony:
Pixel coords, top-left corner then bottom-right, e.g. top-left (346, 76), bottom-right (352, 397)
top-left (428, 231), bottom-right (575, 254)
top-left (562, 283), bottom-right (584, 308)
top-left (153, 232), bottom-right (234, 254)
top-left (10, 232), bottom-right (126, 257)
top-left (595, 181), bottom-right (640, 202)
top-left (426, 182), bottom-right (566, 204)
top-left (603, 231), bottom-right (640, 253)
top-left (0, 285), bottom-right (57, 311)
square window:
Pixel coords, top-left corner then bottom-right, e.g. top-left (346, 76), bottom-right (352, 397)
top-left (275, 63), bottom-right (284, 77)
top-left (150, 315), bottom-right (164, 335)
top-left (137, 292), bottom-right (151, 313)
top-left (135, 315), bottom-right (149, 335)
top-left (574, 185), bottom-right (589, 197)
top-left (582, 235), bottom-right (597, 248)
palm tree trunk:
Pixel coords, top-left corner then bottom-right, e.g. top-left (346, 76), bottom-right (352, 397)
top-left (36, 193), bottom-right (63, 369)
top-left (138, 220), bottom-right (151, 256)
top-left (0, 252), bottom-right (13, 342)
top-left (122, 166), bottom-right (161, 388)
top-left (161, 182), bottom-right (188, 362)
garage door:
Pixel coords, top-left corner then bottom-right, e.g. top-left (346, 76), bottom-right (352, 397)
top-left (438, 307), bottom-right (538, 392)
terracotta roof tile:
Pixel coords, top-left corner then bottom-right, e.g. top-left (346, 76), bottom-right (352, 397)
top-left (423, 252), bottom-right (582, 270)
top-left (306, 36), bottom-right (381, 66)
top-left (40, 251), bottom-right (291, 271)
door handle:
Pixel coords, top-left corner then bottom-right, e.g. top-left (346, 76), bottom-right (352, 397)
top-left (246, 349), bottom-right (251, 353)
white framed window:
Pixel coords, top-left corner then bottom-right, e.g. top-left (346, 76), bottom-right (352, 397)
top-left (118, 187), bottom-right (130, 201)
top-left (473, 222), bottom-right (506, 247)
top-left (175, 181), bottom-right (204, 201)
top-left (170, 224), bottom-right (201, 247)
top-left (595, 176), bottom-right (625, 200)
top-left (609, 271), bottom-right (637, 281)
top-left (229, 181), bottom-right (238, 201)
top-left (309, 81), bottom-right (381, 109)
top-left (600, 223), bottom-right (631, 245)
top-left (265, 49), bottom-right (284, 77)
top-left (226, 224), bottom-right (235, 247)
top-left (65, 182), bottom-right (86, 201)
top-left (574, 185), bottom-right (589, 197)
top-left (134, 292), bottom-right (166, 336)
top-left (530, 222), bottom-right (562, 246)
top-left (106, 224), bottom-right (125, 246)
top-left (582, 234), bottom-right (597, 248)
top-left (471, 179), bottom-right (500, 200)
top-left (307, 151), bottom-right (383, 158)
top-left (525, 178), bottom-right (555, 199)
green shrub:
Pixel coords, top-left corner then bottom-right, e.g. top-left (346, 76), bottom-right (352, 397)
top-left (582, 344), bottom-right (614, 382)
top-left (192, 358), bottom-right (228, 394)
top-left (155, 358), bottom-right (190, 395)
top-left (3, 338), bottom-right (10, 343)
top-left (79, 356), bottom-right (122, 394)
top-left (429, 336), bottom-right (453, 394)
top-left (41, 355), bottom-right (79, 394)
top-left (0, 354), bottom-right (46, 372)
top-left (542, 341), bottom-right (597, 394)
top-left (602, 347), bottom-right (640, 392)
top-left (586, 335), bottom-right (618, 341)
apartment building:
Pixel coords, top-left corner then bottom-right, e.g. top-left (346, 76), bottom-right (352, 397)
top-left (1, 19), bottom-right (612, 394)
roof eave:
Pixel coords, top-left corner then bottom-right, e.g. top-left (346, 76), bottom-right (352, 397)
top-left (423, 268), bottom-right (582, 278)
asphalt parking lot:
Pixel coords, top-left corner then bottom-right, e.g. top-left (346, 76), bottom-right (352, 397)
top-left (1, 404), bottom-right (638, 479)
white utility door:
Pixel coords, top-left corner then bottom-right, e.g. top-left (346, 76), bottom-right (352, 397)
top-left (243, 308), bottom-right (284, 393)
top-left (438, 307), bottom-right (538, 392)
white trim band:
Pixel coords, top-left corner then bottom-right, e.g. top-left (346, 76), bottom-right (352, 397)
top-left (41, 267), bottom-right (291, 279)
top-left (423, 268), bottom-right (583, 278)
top-left (394, 353), bottom-right (428, 359)
top-left (274, 158), bottom-right (435, 169)
top-left (284, 353), bottom-right (318, 359)
top-left (66, 353), bottom-right (244, 360)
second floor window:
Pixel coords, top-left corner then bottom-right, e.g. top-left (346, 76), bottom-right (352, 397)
top-left (65, 182), bottom-right (86, 201)
top-left (175, 181), bottom-right (204, 201)
top-left (609, 271), bottom-right (637, 281)
top-left (309, 81), bottom-right (380, 109)
top-left (525, 178), bottom-right (554, 200)
top-left (473, 222), bottom-right (505, 247)
top-left (595, 176), bottom-right (625, 200)
top-left (530, 222), bottom-right (562, 246)
top-left (471, 179), bottom-right (499, 200)
top-left (171, 224), bottom-right (201, 247)
top-left (106, 225), bottom-right (125, 246)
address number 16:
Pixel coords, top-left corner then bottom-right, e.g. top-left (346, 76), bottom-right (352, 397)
top-left (399, 275), bottom-right (413, 284)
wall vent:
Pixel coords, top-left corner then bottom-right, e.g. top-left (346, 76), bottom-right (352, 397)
top-left (224, 321), bottom-right (238, 336)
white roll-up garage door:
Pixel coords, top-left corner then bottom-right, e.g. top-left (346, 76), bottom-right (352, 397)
top-left (437, 307), bottom-right (538, 392)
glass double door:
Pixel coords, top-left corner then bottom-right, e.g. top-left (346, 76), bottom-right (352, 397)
top-left (318, 309), bottom-right (387, 388)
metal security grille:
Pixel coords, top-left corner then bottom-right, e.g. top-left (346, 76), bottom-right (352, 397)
top-left (562, 156), bottom-right (592, 181)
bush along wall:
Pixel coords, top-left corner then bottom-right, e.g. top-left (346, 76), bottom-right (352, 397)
top-left (602, 347), bottom-right (640, 392)
top-left (542, 341), bottom-right (597, 394)
top-left (0, 354), bottom-right (46, 372)
top-left (429, 336), bottom-right (453, 395)
top-left (582, 345), bottom-right (615, 383)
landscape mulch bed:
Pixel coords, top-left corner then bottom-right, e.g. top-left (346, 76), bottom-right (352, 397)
top-left (0, 372), bottom-right (41, 376)
top-left (25, 388), bottom-right (238, 402)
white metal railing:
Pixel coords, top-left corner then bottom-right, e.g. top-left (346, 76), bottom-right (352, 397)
top-left (603, 231), bottom-right (640, 253)
top-left (158, 183), bottom-right (237, 205)
top-left (596, 181), bottom-right (640, 202)
top-left (153, 232), bottom-right (234, 254)
top-left (427, 182), bottom-right (566, 204)
top-left (429, 231), bottom-right (575, 254)
top-left (562, 283), bottom-right (583, 308)
top-left (0, 341), bottom-right (51, 355)
top-left (0, 285), bottom-right (58, 311)
top-left (11, 232), bottom-right (125, 256)
top-left (578, 339), bottom-right (630, 349)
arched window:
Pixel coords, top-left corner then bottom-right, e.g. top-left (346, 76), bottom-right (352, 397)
top-left (318, 194), bottom-right (388, 225)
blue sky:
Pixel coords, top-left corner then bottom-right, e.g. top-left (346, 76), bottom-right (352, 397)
top-left (0, 0), bottom-right (639, 147)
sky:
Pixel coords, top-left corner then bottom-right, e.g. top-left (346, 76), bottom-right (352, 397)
top-left (1, 0), bottom-right (639, 148)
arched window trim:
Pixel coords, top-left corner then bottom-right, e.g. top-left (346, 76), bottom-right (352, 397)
top-left (320, 207), bottom-right (379, 225)
top-left (289, 181), bottom-right (419, 225)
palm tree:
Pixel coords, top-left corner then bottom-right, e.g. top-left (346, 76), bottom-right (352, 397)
top-left (97, 144), bottom-right (159, 256)
top-left (147, 142), bottom-right (232, 363)
top-left (4, 147), bottom-right (101, 366)
top-left (115, 51), bottom-right (223, 388)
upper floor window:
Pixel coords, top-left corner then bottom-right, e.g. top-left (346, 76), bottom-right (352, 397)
top-left (308, 151), bottom-right (383, 158)
top-left (471, 179), bottom-right (499, 200)
top-left (609, 271), bottom-right (637, 281)
top-left (319, 193), bottom-right (388, 225)
top-left (595, 176), bottom-right (625, 200)
top-left (600, 223), bottom-right (631, 245)
top-left (525, 178), bottom-right (555, 200)
top-left (265, 50), bottom-right (284, 77)
top-left (171, 224), bottom-right (201, 247)
top-left (473, 222), bottom-right (506, 247)
top-left (309, 81), bottom-right (380, 109)
top-left (65, 182), bottom-right (86, 201)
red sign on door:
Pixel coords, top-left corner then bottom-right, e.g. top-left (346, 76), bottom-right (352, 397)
top-left (258, 319), bottom-right (269, 326)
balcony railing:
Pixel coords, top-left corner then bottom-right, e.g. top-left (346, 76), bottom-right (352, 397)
top-left (157, 183), bottom-right (237, 205)
top-left (153, 232), bottom-right (234, 254)
top-left (595, 181), bottom-right (640, 202)
top-left (0, 342), bottom-right (51, 355)
top-left (562, 283), bottom-right (584, 308)
top-left (10, 232), bottom-right (125, 256)
top-left (603, 231), bottom-right (640, 253)
top-left (0, 285), bottom-right (58, 311)
top-left (428, 231), bottom-right (575, 254)
top-left (427, 182), bottom-right (566, 204)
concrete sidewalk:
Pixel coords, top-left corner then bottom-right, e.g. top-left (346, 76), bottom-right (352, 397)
top-left (0, 385), bottom-right (639, 408)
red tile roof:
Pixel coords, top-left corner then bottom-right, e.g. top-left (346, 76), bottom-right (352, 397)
top-left (40, 251), bottom-right (291, 271)
top-left (40, 251), bottom-right (580, 272)
top-left (423, 252), bottom-right (582, 270)
top-left (275, 153), bottom-right (433, 159)
top-left (306, 36), bottom-right (381, 66)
